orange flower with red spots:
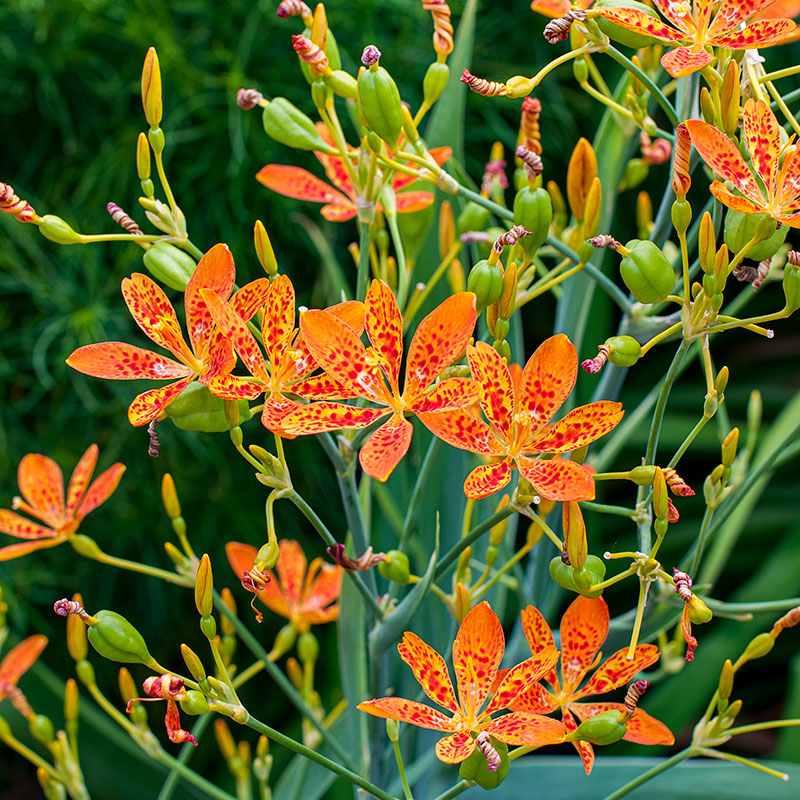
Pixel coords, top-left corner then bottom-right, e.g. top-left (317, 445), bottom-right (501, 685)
top-left (506, 596), bottom-right (673, 774)
top-left (200, 273), bottom-right (365, 435)
top-left (0, 445), bottom-right (124, 561)
top-left (358, 601), bottom-right (566, 764)
top-left (595, 0), bottom-right (797, 78)
top-left (0, 635), bottom-right (48, 718)
top-left (530, 0), bottom-right (592, 18)
top-left (226, 540), bottom-right (342, 631)
top-left (257, 123), bottom-right (451, 222)
top-left (685, 99), bottom-right (800, 227)
top-left (66, 244), bottom-right (270, 425)
top-left (419, 335), bottom-right (624, 500)
top-left (281, 280), bottom-right (479, 481)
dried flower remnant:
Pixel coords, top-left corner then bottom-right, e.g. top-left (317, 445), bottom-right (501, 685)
top-left (358, 602), bottom-right (566, 764)
top-left (293, 34), bottom-right (329, 73)
top-left (106, 202), bottom-right (143, 235)
top-left (1, 182), bottom-right (38, 223)
top-left (639, 132), bottom-right (672, 165)
top-left (674, 569), bottom-right (699, 661)
top-left (581, 343), bottom-right (611, 374)
top-left (460, 69), bottom-right (507, 96)
top-left (0, 445), bottom-right (124, 561)
top-left (734, 260), bottom-right (770, 290)
top-left (520, 98), bottom-right (542, 155)
top-left (361, 45), bottom-right (381, 67)
top-left (516, 146), bottom-right (544, 181)
top-left (422, 0), bottom-right (454, 56)
top-left (543, 10), bottom-right (588, 44)
top-left (276, 0), bottom-right (312, 20)
top-left (127, 674), bottom-right (197, 746)
top-left (237, 88), bottom-right (265, 110)
top-left (662, 467), bottom-right (694, 496)
top-left (327, 543), bottom-right (389, 572)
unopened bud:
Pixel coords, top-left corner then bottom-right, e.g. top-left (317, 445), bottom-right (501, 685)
top-left (721, 428), bottom-right (739, 468)
top-left (141, 47), bottom-right (163, 128)
top-left (136, 133), bottom-right (151, 181)
top-left (194, 554), bottom-right (214, 618)
top-left (161, 473), bottom-right (181, 519)
top-left (718, 659), bottom-right (734, 700)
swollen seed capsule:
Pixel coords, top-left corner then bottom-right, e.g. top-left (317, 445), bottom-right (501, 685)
top-left (29, 715), bottom-right (55, 746)
top-left (180, 690), bottom-right (210, 716)
top-left (377, 550), bottom-right (411, 584)
top-left (605, 335), bottom-right (642, 367)
top-left (467, 259), bottom-right (503, 312)
top-left (357, 56), bottom-right (403, 151)
top-left (38, 215), bottom-right (84, 245)
top-left (142, 242), bottom-right (196, 291)
top-left (568, 710), bottom-right (627, 745)
top-left (619, 239), bottom-right (674, 304)
top-left (742, 632), bottom-right (774, 661)
top-left (423, 62), bottom-right (450, 107)
top-left (512, 187), bottom-right (552, 256)
top-left (262, 98), bottom-right (329, 151)
top-left (87, 610), bottom-right (154, 666)
top-left (724, 211), bottom-right (787, 261)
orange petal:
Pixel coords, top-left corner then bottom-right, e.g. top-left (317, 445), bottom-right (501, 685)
top-left (121, 273), bottom-right (184, 353)
top-left (366, 280), bottom-right (403, 391)
top-left (571, 702), bottom-right (674, 745)
top-left (564, 708), bottom-right (595, 775)
top-left (357, 698), bottom-right (455, 731)
top-left (229, 278), bottom-right (272, 321)
top-left (530, 0), bottom-right (571, 18)
top-left (65, 445), bottom-right (98, 519)
top-left (574, 645), bottom-right (660, 699)
top-left (302, 606), bottom-right (340, 625)
top-left (452, 601), bottom-right (504, 717)
top-left (0, 509), bottom-right (56, 540)
top-left (506, 680), bottom-right (560, 715)
top-left (708, 182), bottom-right (767, 215)
top-left (708, 0), bottom-right (775, 35)
top-left (282, 403), bottom-right (387, 436)
top-left (417, 408), bottom-right (503, 456)
top-left (261, 392), bottom-right (302, 436)
top-left (520, 605), bottom-right (558, 684)
top-left (594, 7), bottom-right (687, 41)
top-left (651, 0), bottom-right (695, 31)
top-left (327, 300), bottom-right (365, 335)
top-left (77, 463), bottom-right (126, 519)
top-left (714, 18), bottom-right (798, 48)
top-left (275, 539), bottom-right (307, 607)
top-left (199, 331), bottom-right (235, 385)
top-left (398, 632), bottom-right (459, 714)
top-left (485, 648), bottom-right (560, 714)
top-left (467, 342), bottom-right (515, 439)
top-left (411, 378), bottom-right (482, 414)
top-left (684, 119), bottom-right (763, 202)
top-left (518, 334), bottom-right (577, 434)
top-left (207, 374), bottom-right (265, 400)
top-left (313, 123), bottom-right (356, 198)
top-left (404, 292), bottom-right (477, 399)
top-left (464, 460), bottom-right (513, 500)
top-left (434, 731), bottom-right (475, 763)
top-left (300, 309), bottom-right (392, 404)
top-left (560, 596), bottom-right (608, 694)
top-left (776, 145), bottom-right (800, 208)
top-left (320, 203), bottom-right (357, 221)
top-left (128, 376), bottom-right (196, 426)
top-left (256, 164), bottom-right (351, 206)
top-left (225, 541), bottom-right (290, 618)
top-left (742, 99), bottom-right (781, 187)
top-left (0, 635), bottom-right (48, 684)
top-left (289, 373), bottom-right (360, 401)
top-left (302, 562), bottom-right (342, 613)
top-left (200, 290), bottom-right (270, 383)
top-left (263, 274), bottom-right (296, 367)
top-left (528, 401), bottom-right (624, 454)
top-left (660, 45), bottom-right (715, 79)
top-left (484, 712), bottom-right (565, 747)
top-left (359, 413), bottom-right (413, 482)
top-left (395, 191), bottom-right (435, 214)
top-left (517, 456), bottom-right (596, 501)
top-left (17, 454), bottom-right (65, 529)
top-left (66, 343), bottom-right (193, 381)
top-left (185, 243), bottom-right (236, 356)
top-left (0, 538), bottom-right (64, 561)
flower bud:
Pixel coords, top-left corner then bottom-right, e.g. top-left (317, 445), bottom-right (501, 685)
top-left (161, 473), bottom-right (181, 520)
top-left (454, 582), bottom-right (471, 624)
top-left (721, 428), bottom-right (738, 468)
top-left (66, 593), bottom-right (88, 661)
top-left (563, 501), bottom-right (587, 570)
top-left (566, 138), bottom-right (597, 222)
top-left (214, 718), bottom-right (237, 760)
top-left (720, 59), bottom-right (740, 135)
top-left (652, 467), bottom-right (668, 519)
top-left (742, 632), bottom-right (774, 662)
top-left (297, 631), bottom-right (319, 664)
top-left (75, 659), bottom-right (96, 688)
top-left (64, 678), bottom-right (79, 723)
top-left (136, 132), bottom-right (151, 181)
top-left (269, 623), bottom-right (297, 661)
top-left (718, 659), bottom-right (734, 700)
top-left (195, 554), bottom-right (214, 618)
top-left (141, 47), bottom-right (163, 128)
top-left (181, 644), bottom-right (207, 683)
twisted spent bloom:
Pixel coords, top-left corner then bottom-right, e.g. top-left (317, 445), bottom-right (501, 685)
top-left (358, 601), bottom-right (566, 764)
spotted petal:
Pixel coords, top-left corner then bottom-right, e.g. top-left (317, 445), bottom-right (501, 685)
top-left (713, 18), bottom-right (797, 48)
top-left (398, 632), bottom-right (459, 714)
top-left (517, 456), bottom-right (596, 501)
top-left (366, 280), bottom-right (403, 391)
top-left (574, 645), bottom-right (660, 699)
top-left (530, 0), bottom-right (570, 18)
top-left (0, 509), bottom-right (55, 540)
top-left (359, 413), bottom-right (413, 482)
top-left (282, 403), bottom-right (387, 436)
top-left (17, 454), bottom-right (65, 529)
top-left (67, 343), bottom-right (193, 381)
top-left (394, 191), bottom-right (435, 215)
top-left (275, 539), bottom-right (307, 606)
top-left (261, 393), bottom-right (304, 435)
top-left (357, 698), bottom-right (455, 732)
top-left (560, 596), bottom-right (608, 694)
top-left (185, 243), bottom-right (236, 356)
top-left (684, 119), bottom-right (763, 203)
top-left (708, 0), bottom-right (776, 35)
top-left (225, 542), bottom-right (290, 618)
top-left (320, 203), bottom-right (357, 221)
top-left (0, 635), bottom-right (48, 684)
top-left (128, 375), bottom-right (196, 426)
top-left (77, 463), bottom-right (125, 519)
top-left (229, 278), bottom-right (272, 321)
top-left (0, 538), bottom-right (64, 561)
top-left (411, 378), bottom-right (482, 414)
top-left (263, 274), bottom-right (296, 367)
top-left (65, 445), bottom-right (98, 519)
top-left (651, 0), bottom-right (695, 32)
top-left (208, 374), bottom-right (265, 400)
top-left (742, 99), bottom-right (782, 187)
top-left (404, 292), bottom-right (477, 399)
top-left (484, 712), bottom-right (565, 747)
top-left (571, 702), bottom-right (675, 745)
top-left (660, 44), bottom-right (715, 79)
top-left (776, 145), bottom-right (800, 208)
top-left (302, 560), bottom-right (342, 614)
top-left (467, 342), bottom-right (515, 439)
top-left (528, 401), bottom-right (624, 454)
top-left (464, 460), bottom-right (513, 500)
top-left (594, 8), bottom-right (687, 42)
top-left (417, 408), bottom-right (503, 456)
top-left (452, 601), bottom-right (504, 718)
top-left (520, 604), bottom-right (559, 685)
top-left (434, 731), bottom-right (475, 763)
top-left (484, 648), bottom-right (560, 714)
top-left (289, 373), bottom-right (359, 400)
top-left (506, 681), bottom-right (560, 715)
top-left (564, 708), bottom-right (595, 775)
top-left (256, 164), bottom-right (352, 207)
top-left (708, 182), bottom-right (766, 215)
top-left (121, 273), bottom-right (183, 353)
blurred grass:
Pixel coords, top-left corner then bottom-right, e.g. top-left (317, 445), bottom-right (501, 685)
top-left (2, 0), bottom-right (800, 797)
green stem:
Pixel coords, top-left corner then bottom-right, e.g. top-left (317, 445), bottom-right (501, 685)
top-left (668, 414), bottom-right (713, 471)
top-left (601, 747), bottom-right (694, 800)
top-left (392, 738), bottom-right (414, 800)
top-left (726, 719), bottom-right (800, 736)
top-left (90, 550), bottom-right (191, 587)
top-left (579, 501), bottom-right (637, 518)
top-left (0, 728), bottom-right (68, 785)
top-left (386, 212), bottom-right (409, 308)
top-left (153, 150), bottom-right (178, 215)
top-left (80, 233), bottom-right (165, 243)
top-left (244, 714), bottom-right (400, 800)
top-left (156, 713), bottom-right (214, 800)
top-left (399, 436), bottom-right (440, 553)
top-left (694, 747), bottom-right (790, 780)
top-left (589, 565), bottom-right (637, 594)
top-left (703, 597), bottom-right (800, 615)
top-left (357, 221), bottom-right (372, 303)
top-left (689, 505), bottom-right (715, 575)
top-left (431, 780), bottom-right (474, 800)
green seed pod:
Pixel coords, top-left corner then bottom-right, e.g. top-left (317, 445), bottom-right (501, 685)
top-left (458, 736), bottom-right (510, 789)
top-left (595, 0), bottom-right (661, 48)
top-left (783, 261), bottom-right (800, 314)
top-left (327, 69), bottom-right (358, 99)
top-left (572, 565), bottom-right (594, 593)
top-left (550, 555), bottom-right (606, 598)
top-left (513, 187), bottom-right (552, 256)
top-left (573, 57), bottom-right (589, 84)
top-left (38, 215), bottom-right (84, 245)
top-left (165, 384), bottom-right (249, 433)
top-left (627, 465), bottom-right (656, 485)
top-left (180, 690), bottom-right (210, 716)
top-left (256, 541), bottom-right (281, 571)
top-left (29, 715), bottom-right (55, 745)
top-left (297, 631), bottom-right (319, 664)
top-left (567, 710), bottom-right (627, 745)
top-left (75, 659), bottom-right (96, 687)
top-left (493, 318), bottom-right (510, 341)
top-left (358, 63), bottom-right (403, 151)
top-left (457, 202), bottom-right (491, 236)
top-left (87, 610), bottom-right (154, 666)
top-left (671, 199), bottom-right (692, 236)
top-left (493, 339), bottom-right (511, 362)
top-left (467, 259), bottom-right (503, 313)
top-left (69, 534), bottom-right (104, 559)
top-left (653, 517), bottom-right (668, 537)
top-left (423, 62), bottom-right (450, 107)
top-left (269, 624), bottom-right (297, 661)
top-left (378, 550), bottom-right (411, 584)
top-left (618, 158), bottom-right (650, 192)
top-left (687, 595), bottom-right (713, 625)
top-left (724, 210), bottom-right (788, 261)
top-left (742, 632), bottom-right (774, 662)
top-left (619, 239), bottom-right (674, 304)
top-left (262, 98), bottom-right (329, 151)
top-left (142, 241), bottom-right (197, 291)
top-left (200, 616), bottom-right (217, 640)
top-left (606, 335), bottom-right (642, 367)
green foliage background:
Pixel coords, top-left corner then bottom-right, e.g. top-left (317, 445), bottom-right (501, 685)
top-left (1, 0), bottom-right (800, 797)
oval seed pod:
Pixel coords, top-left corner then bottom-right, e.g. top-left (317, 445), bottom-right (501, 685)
top-left (724, 210), bottom-right (788, 261)
top-left (606, 335), bottom-right (642, 367)
top-left (567, 709), bottom-right (627, 745)
top-left (87, 610), bottom-right (155, 666)
top-left (262, 97), bottom-right (330, 151)
top-left (142, 241), bottom-right (197, 291)
top-left (165, 384), bottom-right (249, 433)
top-left (618, 239), bottom-right (674, 303)
top-left (783, 251), bottom-right (800, 314)
top-left (458, 735), bottom-right (510, 789)
top-left (513, 186), bottom-right (552, 257)
top-left (38, 215), bottom-right (84, 245)
top-left (423, 62), bottom-right (450, 107)
top-left (357, 50), bottom-right (403, 151)
top-left (466, 259), bottom-right (503, 312)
